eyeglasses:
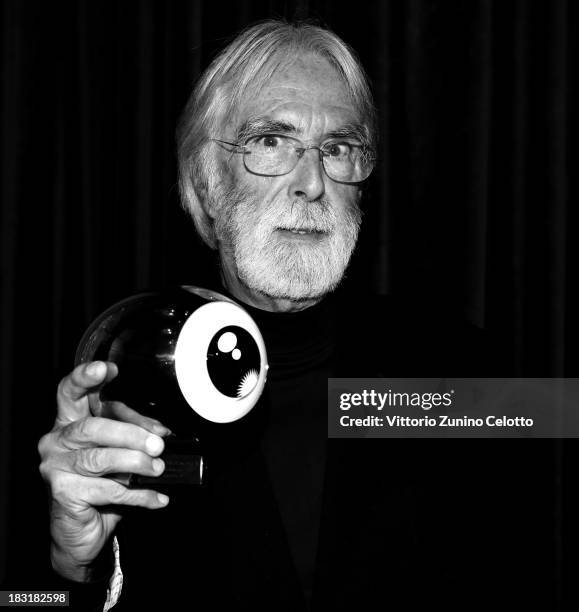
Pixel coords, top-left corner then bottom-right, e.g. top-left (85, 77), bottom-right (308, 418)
top-left (211, 134), bottom-right (375, 184)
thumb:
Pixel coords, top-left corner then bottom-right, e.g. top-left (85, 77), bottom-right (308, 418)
top-left (56, 361), bottom-right (118, 424)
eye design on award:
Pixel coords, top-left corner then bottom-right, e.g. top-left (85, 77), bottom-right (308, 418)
top-left (172, 296), bottom-right (267, 423)
top-left (75, 286), bottom-right (269, 488)
top-left (206, 326), bottom-right (261, 399)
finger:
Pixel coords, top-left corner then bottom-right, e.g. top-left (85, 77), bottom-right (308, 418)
top-left (65, 447), bottom-right (165, 479)
top-left (60, 417), bottom-right (165, 457)
top-left (87, 364), bottom-right (119, 416)
top-left (78, 475), bottom-right (170, 510)
top-left (56, 362), bottom-right (118, 423)
top-left (99, 401), bottom-right (172, 437)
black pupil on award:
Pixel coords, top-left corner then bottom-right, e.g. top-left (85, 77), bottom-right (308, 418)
top-left (206, 326), bottom-right (260, 399)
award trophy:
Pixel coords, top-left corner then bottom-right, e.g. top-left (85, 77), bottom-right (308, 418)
top-left (75, 286), bottom-right (268, 488)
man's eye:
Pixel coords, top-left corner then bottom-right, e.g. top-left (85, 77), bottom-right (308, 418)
top-left (325, 142), bottom-right (353, 157)
top-left (253, 135), bottom-right (282, 148)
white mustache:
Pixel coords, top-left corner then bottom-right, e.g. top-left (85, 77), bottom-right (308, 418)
top-left (262, 199), bottom-right (337, 234)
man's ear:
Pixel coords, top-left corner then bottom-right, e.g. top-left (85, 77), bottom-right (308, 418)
top-left (192, 177), bottom-right (217, 221)
top-left (196, 151), bottom-right (232, 221)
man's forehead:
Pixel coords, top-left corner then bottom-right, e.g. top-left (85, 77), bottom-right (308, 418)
top-left (230, 54), bottom-right (362, 137)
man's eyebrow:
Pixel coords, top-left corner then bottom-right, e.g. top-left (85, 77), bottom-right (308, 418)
top-left (325, 123), bottom-right (370, 146)
top-left (236, 118), bottom-right (297, 142)
top-left (236, 119), bottom-right (372, 148)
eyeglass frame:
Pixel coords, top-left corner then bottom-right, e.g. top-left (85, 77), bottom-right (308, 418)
top-left (210, 135), bottom-right (376, 185)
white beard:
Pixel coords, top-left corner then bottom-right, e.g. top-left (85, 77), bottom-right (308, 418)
top-left (213, 185), bottom-right (361, 301)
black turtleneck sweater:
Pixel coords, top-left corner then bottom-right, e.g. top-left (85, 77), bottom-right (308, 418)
top-left (241, 298), bottom-right (337, 604)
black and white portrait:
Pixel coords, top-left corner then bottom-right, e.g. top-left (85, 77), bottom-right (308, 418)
top-left (1, 1), bottom-right (576, 610)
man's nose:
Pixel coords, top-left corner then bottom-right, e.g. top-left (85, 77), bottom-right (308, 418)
top-left (287, 148), bottom-right (326, 201)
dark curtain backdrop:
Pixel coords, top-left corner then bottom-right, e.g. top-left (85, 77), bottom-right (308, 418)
top-left (1, 0), bottom-right (577, 592)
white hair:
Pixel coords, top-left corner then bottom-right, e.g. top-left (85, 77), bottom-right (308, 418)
top-left (176, 19), bottom-right (377, 248)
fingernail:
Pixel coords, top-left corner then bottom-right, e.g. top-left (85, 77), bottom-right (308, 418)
top-left (152, 458), bottom-right (164, 474)
top-left (157, 493), bottom-right (169, 506)
top-left (146, 435), bottom-right (163, 455)
top-left (86, 361), bottom-right (104, 377)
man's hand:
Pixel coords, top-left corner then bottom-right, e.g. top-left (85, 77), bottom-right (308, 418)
top-left (38, 361), bottom-right (171, 582)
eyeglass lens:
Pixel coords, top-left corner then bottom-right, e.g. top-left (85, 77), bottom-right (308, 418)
top-left (243, 136), bottom-right (372, 182)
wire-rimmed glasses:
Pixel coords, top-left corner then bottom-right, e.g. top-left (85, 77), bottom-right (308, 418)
top-left (211, 134), bottom-right (375, 184)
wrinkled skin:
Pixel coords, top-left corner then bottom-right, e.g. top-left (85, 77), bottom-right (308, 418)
top-left (38, 361), bottom-right (170, 581)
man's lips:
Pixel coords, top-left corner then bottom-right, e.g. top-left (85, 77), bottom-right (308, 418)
top-left (275, 227), bottom-right (328, 241)
top-left (276, 226), bottom-right (328, 234)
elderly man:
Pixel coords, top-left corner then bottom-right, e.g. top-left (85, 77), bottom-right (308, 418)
top-left (39, 19), bottom-right (534, 612)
